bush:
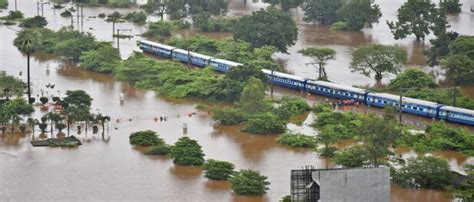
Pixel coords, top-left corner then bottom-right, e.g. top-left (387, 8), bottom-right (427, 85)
top-left (333, 146), bottom-right (369, 168)
top-left (193, 13), bottom-right (236, 32)
top-left (330, 21), bottom-right (350, 31)
top-left (129, 130), bottom-right (164, 146)
top-left (170, 136), bottom-right (205, 166)
top-left (20, 16), bottom-right (48, 28)
top-left (171, 20), bottom-right (191, 29)
top-left (319, 146), bottom-right (337, 157)
top-left (202, 159), bottom-right (235, 180)
top-left (143, 21), bottom-right (174, 38)
top-left (279, 96), bottom-right (310, 116)
top-left (230, 169), bottom-right (270, 196)
top-left (392, 156), bottom-right (454, 189)
top-left (388, 68), bottom-right (438, 91)
top-left (145, 144), bottom-right (170, 155)
top-left (212, 108), bottom-right (246, 125)
top-left (0, 0), bottom-right (7, 9)
top-left (0, 11), bottom-right (24, 20)
top-left (80, 43), bottom-right (120, 73)
top-left (276, 132), bottom-right (316, 148)
top-left (124, 11), bottom-right (147, 24)
top-left (98, 13), bottom-right (106, 18)
top-left (243, 112), bottom-right (287, 134)
top-left (312, 103), bottom-right (332, 114)
top-left (60, 10), bottom-right (72, 17)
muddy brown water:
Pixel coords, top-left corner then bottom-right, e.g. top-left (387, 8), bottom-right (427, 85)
top-left (1, 0), bottom-right (474, 201)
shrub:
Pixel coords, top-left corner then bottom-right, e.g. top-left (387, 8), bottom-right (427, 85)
top-left (80, 43), bottom-right (120, 73)
top-left (129, 130), bottom-right (164, 146)
top-left (333, 146), bottom-right (369, 168)
top-left (319, 146), bottom-right (337, 157)
top-left (243, 112), bottom-right (286, 134)
top-left (145, 144), bottom-right (170, 155)
top-left (170, 136), bottom-right (205, 166)
top-left (124, 11), bottom-right (147, 24)
top-left (193, 13), bottom-right (236, 32)
top-left (98, 13), bottom-right (106, 18)
top-left (312, 103), bottom-right (332, 114)
top-left (392, 156), bottom-right (454, 189)
top-left (60, 10), bottom-right (72, 17)
top-left (276, 132), bottom-right (316, 148)
top-left (143, 21), bottom-right (174, 37)
top-left (0, 11), bottom-right (24, 20)
top-left (171, 19), bottom-right (191, 29)
top-left (202, 159), bottom-right (235, 180)
top-left (212, 108), bottom-right (246, 125)
top-left (330, 21), bottom-right (350, 31)
top-left (230, 169), bottom-right (270, 196)
top-left (279, 96), bottom-right (310, 116)
top-left (20, 16), bottom-right (48, 28)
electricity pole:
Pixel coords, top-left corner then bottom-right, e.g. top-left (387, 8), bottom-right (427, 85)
top-left (452, 87), bottom-right (457, 107)
top-left (116, 28), bottom-right (131, 52)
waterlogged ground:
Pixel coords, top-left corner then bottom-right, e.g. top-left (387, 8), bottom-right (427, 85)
top-left (1, 0), bottom-right (474, 201)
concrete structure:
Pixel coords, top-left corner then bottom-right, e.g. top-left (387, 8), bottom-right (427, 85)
top-left (291, 167), bottom-right (390, 202)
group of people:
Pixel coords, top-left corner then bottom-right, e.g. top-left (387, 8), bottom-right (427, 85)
top-left (328, 99), bottom-right (361, 109)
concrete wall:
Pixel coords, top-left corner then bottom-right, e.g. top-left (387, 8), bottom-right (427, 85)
top-left (312, 167), bottom-right (390, 202)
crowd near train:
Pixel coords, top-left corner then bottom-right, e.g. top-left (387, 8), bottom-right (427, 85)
top-left (138, 40), bottom-right (474, 126)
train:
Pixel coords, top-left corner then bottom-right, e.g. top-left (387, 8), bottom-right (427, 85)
top-left (138, 39), bottom-right (474, 126)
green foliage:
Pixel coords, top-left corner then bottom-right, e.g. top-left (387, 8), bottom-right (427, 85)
top-left (243, 112), bottom-right (287, 134)
top-left (278, 96), bottom-right (310, 116)
top-left (403, 88), bottom-right (474, 110)
top-left (0, 11), bottom-right (24, 20)
top-left (334, 146), bottom-right (369, 168)
top-left (19, 16), bottom-right (48, 28)
top-left (387, 0), bottom-right (448, 41)
top-left (302, 0), bottom-right (343, 25)
top-left (299, 47), bottom-right (336, 80)
top-left (440, 36), bottom-right (474, 85)
top-left (124, 11), bottom-right (147, 24)
top-left (60, 10), bottom-right (72, 17)
top-left (312, 103), bottom-right (332, 114)
top-left (145, 144), bottom-right (170, 155)
top-left (277, 132), bottom-right (316, 148)
top-left (171, 19), bottom-right (191, 29)
top-left (107, 0), bottom-right (135, 7)
top-left (240, 77), bottom-right (267, 114)
top-left (350, 44), bottom-right (407, 85)
top-left (202, 159), bottom-right (235, 180)
top-left (233, 7), bottom-right (297, 53)
top-left (316, 125), bottom-right (339, 156)
top-left (80, 43), bottom-right (121, 73)
top-left (170, 136), bottom-right (205, 166)
top-left (0, 71), bottom-right (25, 97)
top-left (230, 169), bottom-right (270, 196)
top-left (143, 21), bottom-right (174, 38)
top-left (439, 0), bottom-right (462, 13)
top-left (452, 164), bottom-right (474, 201)
top-left (312, 111), bottom-right (362, 139)
top-left (14, 28), bottom-right (102, 61)
top-left (330, 21), bottom-right (350, 31)
top-left (392, 156), bottom-right (454, 189)
top-left (0, 0), bottom-right (7, 9)
top-left (129, 130), bottom-right (164, 146)
top-left (212, 108), bottom-right (247, 125)
top-left (193, 13), bottom-right (236, 32)
top-left (63, 90), bottom-right (93, 110)
top-left (141, 0), bottom-right (227, 20)
top-left (388, 68), bottom-right (437, 91)
top-left (425, 32), bottom-right (459, 67)
top-left (337, 0), bottom-right (381, 31)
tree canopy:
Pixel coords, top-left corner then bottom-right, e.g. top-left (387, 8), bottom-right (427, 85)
top-left (202, 159), bottom-right (235, 180)
top-left (170, 136), bottom-right (205, 166)
top-left (350, 44), bottom-right (407, 86)
top-left (392, 156), bottom-right (453, 189)
top-left (233, 7), bottom-right (298, 53)
top-left (441, 36), bottom-right (474, 85)
top-left (19, 16), bottom-right (48, 28)
top-left (230, 169), bottom-right (270, 196)
top-left (337, 0), bottom-right (381, 31)
top-left (298, 47), bottom-right (336, 80)
top-left (302, 0), bottom-right (343, 25)
top-left (388, 68), bottom-right (438, 91)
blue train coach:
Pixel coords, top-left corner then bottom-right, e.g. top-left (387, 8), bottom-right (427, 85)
top-left (306, 80), bottom-right (368, 102)
top-left (262, 69), bottom-right (306, 91)
top-left (438, 106), bottom-right (474, 125)
top-left (209, 58), bottom-right (243, 73)
top-left (138, 40), bottom-right (174, 58)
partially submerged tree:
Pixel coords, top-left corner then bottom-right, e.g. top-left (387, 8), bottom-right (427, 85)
top-left (302, 0), bottom-right (343, 25)
top-left (202, 159), bottom-right (235, 180)
top-left (298, 47), bottom-right (336, 80)
top-left (170, 136), bottom-right (205, 166)
top-left (350, 44), bottom-right (407, 86)
top-left (230, 169), bottom-right (270, 196)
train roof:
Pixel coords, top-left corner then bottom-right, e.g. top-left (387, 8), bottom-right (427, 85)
top-left (308, 80), bottom-right (367, 94)
top-left (139, 40), bottom-right (175, 50)
top-left (261, 69), bottom-right (306, 82)
top-left (210, 58), bottom-right (243, 67)
top-left (190, 52), bottom-right (213, 60)
top-left (440, 106), bottom-right (474, 115)
top-left (371, 92), bottom-right (440, 107)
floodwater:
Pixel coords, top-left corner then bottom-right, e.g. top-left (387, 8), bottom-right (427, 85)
top-left (1, 0), bottom-right (473, 201)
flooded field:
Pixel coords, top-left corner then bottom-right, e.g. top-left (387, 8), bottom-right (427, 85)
top-left (1, 0), bottom-right (473, 201)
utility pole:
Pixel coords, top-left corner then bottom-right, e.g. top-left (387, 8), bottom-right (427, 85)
top-left (271, 69), bottom-right (274, 99)
top-left (452, 86), bottom-right (457, 107)
top-left (399, 88), bottom-right (403, 123)
top-left (36, 1), bottom-right (49, 17)
top-left (70, 15), bottom-right (75, 29)
top-left (14, 0), bottom-right (17, 11)
top-left (116, 28), bottom-right (131, 52)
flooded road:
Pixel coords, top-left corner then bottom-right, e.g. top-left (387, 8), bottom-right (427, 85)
top-left (1, 0), bottom-right (473, 201)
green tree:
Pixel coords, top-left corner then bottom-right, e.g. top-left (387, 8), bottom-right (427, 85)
top-left (387, 0), bottom-right (447, 41)
top-left (425, 31), bottom-right (459, 66)
top-left (202, 159), bottom-right (235, 180)
top-left (80, 43), bottom-right (120, 73)
top-left (170, 136), bottom-right (205, 166)
top-left (0, 0), bottom-right (7, 9)
top-left (143, 21), bottom-right (175, 37)
top-left (333, 146), bottom-right (369, 168)
top-left (212, 108), bottom-right (247, 125)
top-left (4, 98), bottom-right (34, 133)
top-left (123, 11), bottom-right (147, 24)
top-left (452, 164), bottom-right (474, 201)
top-left (0, 71), bottom-right (25, 98)
top-left (350, 44), bottom-right (407, 86)
top-left (243, 112), bottom-right (286, 134)
top-left (19, 16), bottom-right (48, 28)
top-left (95, 113), bottom-right (110, 133)
top-left (233, 7), bottom-right (298, 53)
top-left (388, 68), bottom-right (438, 91)
top-left (337, 0), bottom-right (381, 31)
top-left (14, 30), bottom-right (39, 103)
top-left (262, 0), bottom-right (303, 11)
top-left (129, 130), bottom-right (164, 146)
top-left (298, 47), bottom-right (336, 80)
top-left (439, 0), bottom-right (462, 13)
top-left (106, 11), bottom-right (123, 36)
top-left (63, 90), bottom-right (93, 110)
top-left (301, 0), bottom-right (343, 25)
top-left (317, 125), bottom-right (338, 157)
top-left (230, 169), bottom-right (270, 196)
top-left (392, 156), bottom-right (454, 189)
top-left (276, 132), bottom-right (316, 148)
top-left (239, 77), bottom-right (266, 114)
top-left (358, 114), bottom-right (400, 166)
top-left (441, 55), bottom-right (474, 85)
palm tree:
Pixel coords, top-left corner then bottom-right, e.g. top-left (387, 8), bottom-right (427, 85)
top-left (95, 113), bottom-right (111, 133)
top-left (14, 31), bottom-right (38, 104)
